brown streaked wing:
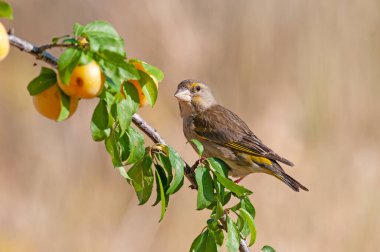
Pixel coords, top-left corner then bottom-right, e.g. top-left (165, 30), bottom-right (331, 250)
top-left (193, 104), bottom-right (294, 166)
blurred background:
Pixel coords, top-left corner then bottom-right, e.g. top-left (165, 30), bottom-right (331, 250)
top-left (1, 0), bottom-right (379, 251)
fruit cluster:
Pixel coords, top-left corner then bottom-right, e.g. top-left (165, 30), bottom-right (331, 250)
top-left (17, 20), bottom-right (160, 121)
top-left (32, 60), bottom-right (159, 121)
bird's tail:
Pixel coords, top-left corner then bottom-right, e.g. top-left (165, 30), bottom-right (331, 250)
top-left (273, 172), bottom-right (309, 192)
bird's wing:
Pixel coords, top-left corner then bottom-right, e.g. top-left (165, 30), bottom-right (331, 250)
top-left (193, 105), bottom-right (294, 166)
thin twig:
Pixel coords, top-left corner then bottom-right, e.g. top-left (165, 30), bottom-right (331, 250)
top-left (131, 113), bottom-right (166, 144)
top-left (7, 33), bottom-right (249, 252)
top-left (131, 114), bottom-right (198, 189)
top-left (239, 239), bottom-right (250, 252)
top-left (36, 43), bottom-right (76, 52)
top-left (8, 33), bottom-right (58, 68)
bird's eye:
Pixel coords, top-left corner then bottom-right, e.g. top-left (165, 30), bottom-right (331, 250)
top-left (195, 86), bottom-right (201, 92)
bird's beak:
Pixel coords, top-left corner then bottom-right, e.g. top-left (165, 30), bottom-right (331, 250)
top-left (174, 89), bottom-right (191, 102)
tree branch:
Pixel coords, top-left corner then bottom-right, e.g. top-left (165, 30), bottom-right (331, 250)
top-left (131, 113), bottom-right (197, 189)
top-left (7, 33), bottom-right (249, 252)
top-left (8, 33), bottom-right (58, 68)
top-left (36, 43), bottom-right (76, 52)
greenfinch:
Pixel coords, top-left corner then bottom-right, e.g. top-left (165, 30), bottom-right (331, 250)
top-left (174, 79), bottom-right (308, 192)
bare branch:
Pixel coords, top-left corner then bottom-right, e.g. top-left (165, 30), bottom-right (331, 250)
top-left (131, 113), bottom-right (166, 144)
top-left (8, 33), bottom-right (58, 67)
top-left (239, 239), bottom-right (250, 252)
top-left (7, 33), bottom-right (249, 252)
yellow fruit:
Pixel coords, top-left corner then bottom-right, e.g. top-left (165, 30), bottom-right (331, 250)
top-left (58, 60), bottom-right (105, 99)
top-left (0, 22), bottom-right (10, 61)
top-left (33, 84), bottom-right (78, 121)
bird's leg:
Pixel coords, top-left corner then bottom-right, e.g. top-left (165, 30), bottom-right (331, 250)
top-left (234, 176), bottom-right (246, 184)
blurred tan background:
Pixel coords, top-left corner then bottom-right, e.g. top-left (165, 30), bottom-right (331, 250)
top-left (1, 0), bottom-right (379, 251)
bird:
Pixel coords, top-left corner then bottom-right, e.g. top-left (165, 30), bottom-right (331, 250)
top-left (174, 79), bottom-right (308, 192)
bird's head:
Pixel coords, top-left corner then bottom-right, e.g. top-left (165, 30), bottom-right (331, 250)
top-left (174, 80), bottom-right (216, 117)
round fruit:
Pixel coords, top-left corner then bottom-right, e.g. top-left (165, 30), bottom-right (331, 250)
top-left (33, 84), bottom-right (78, 121)
top-left (0, 22), bottom-right (10, 61)
top-left (58, 60), bottom-right (105, 99)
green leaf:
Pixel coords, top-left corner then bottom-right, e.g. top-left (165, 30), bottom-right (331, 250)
top-left (262, 245), bottom-right (276, 252)
top-left (213, 174), bottom-right (225, 209)
top-left (105, 130), bottom-right (122, 167)
top-left (156, 153), bottom-right (173, 187)
top-left (189, 231), bottom-right (206, 252)
top-left (99, 50), bottom-right (126, 64)
top-left (119, 62), bottom-right (140, 81)
top-left (121, 127), bottom-right (145, 164)
top-left (241, 197), bottom-right (256, 220)
top-left (127, 154), bottom-right (154, 205)
top-left (27, 67), bottom-right (57, 96)
top-left (138, 70), bottom-right (158, 107)
top-left (234, 197), bottom-right (255, 238)
top-left (212, 229), bottom-right (224, 247)
top-left (190, 139), bottom-right (204, 157)
top-left (82, 20), bottom-right (120, 37)
top-left (239, 209), bottom-right (257, 246)
top-left (78, 52), bottom-right (93, 65)
top-left (116, 99), bottom-right (131, 133)
top-left (103, 90), bottom-right (116, 108)
top-left (141, 62), bottom-right (164, 82)
top-left (195, 166), bottom-right (215, 210)
top-left (166, 146), bottom-right (184, 195)
top-left (91, 99), bottom-right (109, 130)
top-left (236, 213), bottom-right (249, 239)
top-left (207, 219), bottom-right (224, 247)
top-left (222, 191), bottom-right (232, 205)
top-left (189, 230), bottom-right (217, 252)
top-left (56, 88), bottom-right (72, 122)
top-left (116, 82), bottom-right (139, 133)
top-left (152, 164), bottom-right (168, 206)
top-left (226, 217), bottom-right (240, 252)
top-left (91, 100), bottom-right (110, 141)
top-left (203, 231), bottom-right (218, 252)
top-left (214, 172), bottom-right (252, 197)
top-left (207, 158), bottom-right (229, 177)
top-left (95, 59), bottom-right (139, 92)
top-left (97, 59), bottom-right (122, 91)
top-left (81, 21), bottom-right (125, 58)
top-left (57, 48), bottom-right (82, 84)
top-left (0, 1), bottom-right (13, 19)
top-left (155, 168), bottom-right (167, 222)
top-left (73, 23), bottom-right (84, 37)
top-left (129, 59), bottom-right (164, 82)
top-left (215, 200), bottom-right (224, 221)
